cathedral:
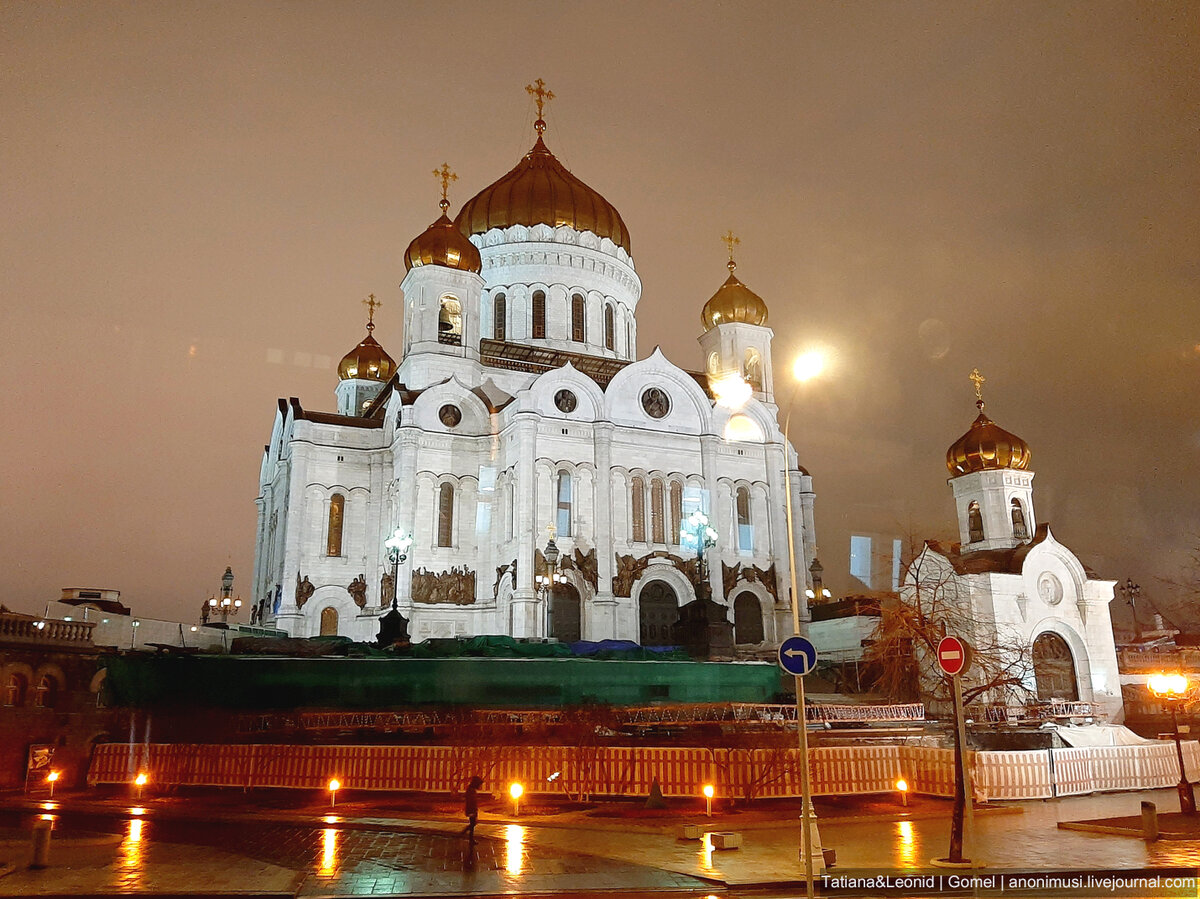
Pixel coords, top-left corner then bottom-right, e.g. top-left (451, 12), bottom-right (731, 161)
top-left (252, 86), bottom-right (816, 647)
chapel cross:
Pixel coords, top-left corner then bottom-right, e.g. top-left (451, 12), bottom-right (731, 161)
top-left (526, 78), bottom-right (555, 134)
top-left (969, 368), bottom-right (986, 409)
top-left (363, 293), bottom-right (381, 331)
top-left (432, 163), bottom-right (457, 211)
top-left (721, 230), bottom-right (741, 271)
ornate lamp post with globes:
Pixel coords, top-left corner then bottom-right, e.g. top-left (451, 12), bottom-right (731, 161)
top-left (536, 527), bottom-right (567, 638)
top-left (1148, 672), bottom-right (1196, 815)
top-left (378, 528), bottom-right (413, 647)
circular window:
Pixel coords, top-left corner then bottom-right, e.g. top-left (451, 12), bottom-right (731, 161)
top-left (1037, 572), bottom-right (1063, 606)
top-left (438, 404), bottom-right (462, 428)
top-left (641, 387), bottom-right (670, 419)
top-left (554, 389), bottom-right (577, 413)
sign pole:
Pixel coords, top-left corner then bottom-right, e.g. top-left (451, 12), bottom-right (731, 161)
top-left (797, 672), bottom-right (813, 899)
top-left (953, 673), bottom-right (976, 860)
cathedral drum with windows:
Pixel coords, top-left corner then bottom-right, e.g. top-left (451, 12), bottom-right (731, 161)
top-left (251, 88), bottom-right (816, 649)
top-left (904, 373), bottom-right (1123, 721)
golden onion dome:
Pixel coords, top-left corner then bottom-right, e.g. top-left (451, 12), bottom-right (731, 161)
top-left (946, 404), bottom-right (1032, 476)
top-left (453, 134), bottom-right (632, 255)
top-left (701, 261), bottom-right (769, 331)
top-left (338, 301), bottom-right (396, 382)
top-left (404, 205), bottom-right (483, 274)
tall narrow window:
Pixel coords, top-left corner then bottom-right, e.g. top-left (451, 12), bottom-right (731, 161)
top-left (651, 478), bottom-right (666, 543)
top-left (631, 477), bottom-right (646, 543)
top-left (1011, 499), bottom-right (1029, 540)
top-left (437, 482), bottom-right (455, 547)
top-left (604, 304), bottom-right (615, 350)
top-left (556, 471), bottom-right (573, 537)
top-left (327, 494), bottom-right (345, 556)
top-left (625, 319), bottom-right (633, 357)
top-left (319, 607), bottom-right (339, 636)
top-left (736, 486), bottom-right (752, 553)
top-left (968, 501), bottom-right (984, 543)
top-left (669, 481), bottom-right (682, 545)
top-left (438, 296), bottom-right (462, 345)
top-left (571, 293), bottom-right (586, 342)
top-left (506, 481), bottom-right (515, 540)
top-left (34, 675), bottom-right (58, 709)
top-left (493, 293), bottom-right (506, 341)
top-left (532, 290), bottom-right (546, 339)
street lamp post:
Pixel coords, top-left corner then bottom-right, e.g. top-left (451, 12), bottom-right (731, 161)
top-left (1119, 579), bottom-right (1142, 639)
top-left (536, 528), bottom-right (567, 638)
top-left (805, 558), bottom-right (831, 606)
top-left (379, 529), bottom-right (413, 646)
top-left (1148, 673), bottom-right (1196, 815)
top-left (684, 510), bottom-right (718, 595)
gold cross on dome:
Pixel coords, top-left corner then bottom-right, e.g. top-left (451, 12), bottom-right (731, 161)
top-left (526, 78), bottom-right (555, 134)
top-left (721, 230), bottom-right (741, 271)
top-left (969, 368), bottom-right (986, 407)
top-left (363, 293), bottom-right (381, 331)
top-left (432, 163), bottom-right (457, 211)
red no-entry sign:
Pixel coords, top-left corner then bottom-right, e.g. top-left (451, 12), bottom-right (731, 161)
top-left (937, 635), bottom-right (970, 677)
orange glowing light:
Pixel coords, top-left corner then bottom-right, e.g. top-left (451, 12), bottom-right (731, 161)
top-left (46, 771), bottom-right (59, 783)
top-left (134, 773), bottom-right (148, 786)
top-left (702, 784), bottom-right (715, 799)
top-left (328, 778), bottom-right (340, 792)
top-left (897, 778), bottom-right (908, 792)
top-left (509, 782), bottom-right (524, 800)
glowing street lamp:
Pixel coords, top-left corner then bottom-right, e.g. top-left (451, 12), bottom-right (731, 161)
top-left (1148, 673), bottom-right (1195, 815)
top-left (328, 778), bottom-right (341, 809)
top-left (379, 529), bottom-right (414, 647)
top-left (509, 781), bottom-right (524, 817)
top-left (702, 783), bottom-right (714, 818)
top-left (133, 772), bottom-right (148, 800)
top-left (896, 778), bottom-right (909, 807)
top-left (46, 770), bottom-right (59, 798)
top-left (536, 526), bottom-right (567, 636)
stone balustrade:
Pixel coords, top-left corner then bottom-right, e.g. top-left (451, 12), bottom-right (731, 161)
top-left (0, 612), bottom-right (95, 646)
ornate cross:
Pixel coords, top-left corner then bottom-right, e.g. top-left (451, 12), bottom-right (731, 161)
top-left (721, 230), bottom-right (741, 271)
top-left (969, 368), bottom-right (986, 409)
top-left (432, 163), bottom-right (457, 211)
top-left (526, 78), bottom-right (554, 134)
top-left (363, 293), bottom-right (381, 331)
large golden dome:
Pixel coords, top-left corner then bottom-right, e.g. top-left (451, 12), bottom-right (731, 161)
top-left (338, 324), bottom-right (396, 382)
top-left (454, 134), bottom-right (632, 254)
top-left (946, 406), bottom-right (1031, 475)
top-left (701, 263), bottom-right (769, 331)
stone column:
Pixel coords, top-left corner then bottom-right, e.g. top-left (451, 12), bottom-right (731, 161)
top-left (274, 440), bottom-right (309, 636)
top-left (591, 423), bottom-right (617, 638)
top-left (393, 425), bottom-right (419, 608)
top-left (510, 414), bottom-right (541, 637)
top-left (699, 435), bottom-right (723, 603)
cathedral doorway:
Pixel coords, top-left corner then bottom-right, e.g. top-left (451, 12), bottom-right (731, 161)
top-left (319, 607), bottom-right (339, 637)
top-left (638, 580), bottom-right (679, 647)
top-left (1032, 632), bottom-right (1078, 701)
top-left (549, 583), bottom-right (582, 643)
top-left (733, 591), bottom-right (764, 644)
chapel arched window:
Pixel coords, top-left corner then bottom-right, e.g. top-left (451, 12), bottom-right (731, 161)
top-left (968, 501), bottom-right (984, 543)
top-left (1011, 499), bottom-right (1029, 540)
top-left (651, 478), bottom-right (666, 544)
top-left (631, 477), bottom-right (646, 543)
top-left (571, 293), bottom-right (586, 342)
top-left (493, 293), bottom-right (506, 341)
top-left (438, 296), bottom-right (462, 345)
top-left (669, 481), bottom-right (683, 545)
top-left (736, 486), bottom-right (753, 553)
top-left (556, 471), bottom-right (573, 537)
top-left (604, 304), bottom-right (615, 350)
top-left (327, 494), bottom-right (345, 557)
top-left (437, 482), bottom-right (455, 547)
top-left (532, 290), bottom-right (547, 339)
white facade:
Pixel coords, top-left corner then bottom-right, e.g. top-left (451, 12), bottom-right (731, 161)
top-left (252, 142), bottom-right (817, 649)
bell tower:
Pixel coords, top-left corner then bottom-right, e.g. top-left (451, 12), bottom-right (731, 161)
top-left (336, 295), bottom-right (396, 416)
top-left (697, 233), bottom-right (775, 402)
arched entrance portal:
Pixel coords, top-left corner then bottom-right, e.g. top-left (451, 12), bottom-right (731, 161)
top-left (1032, 632), bottom-right (1078, 701)
top-left (638, 580), bottom-right (679, 647)
top-left (319, 607), bottom-right (339, 637)
top-left (549, 583), bottom-right (582, 643)
top-left (733, 591), bottom-right (764, 644)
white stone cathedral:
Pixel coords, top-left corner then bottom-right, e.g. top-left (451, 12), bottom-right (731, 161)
top-left (252, 100), bottom-right (816, 647)
top-left (905, 377), bottom-right (1123, 721)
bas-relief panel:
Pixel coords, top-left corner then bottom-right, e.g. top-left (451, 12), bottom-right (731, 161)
top-left (412, 566), bottom-right (477, 605)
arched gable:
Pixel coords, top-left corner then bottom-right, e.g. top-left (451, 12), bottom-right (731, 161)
top-left (603, 347), bottom-right (713, 434)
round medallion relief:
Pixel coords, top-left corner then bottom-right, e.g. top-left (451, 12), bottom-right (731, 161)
top-left (1037, 572), bottom-right (1063, 606)
top-left (554, 389), bottom-right (577, 413)
top-left (641, 387), bottom-right (671, 419)
top-left (438, 404), bottom-right (462, 428)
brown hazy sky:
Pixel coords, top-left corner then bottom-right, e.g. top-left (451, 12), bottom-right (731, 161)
top-left (2, 2), bottom-right (1197, 625)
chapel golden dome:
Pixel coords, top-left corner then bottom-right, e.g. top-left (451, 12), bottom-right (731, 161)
top-left (338, 296), bottom-right (396, 382)
top-left (946, 370), bottom-right (1031, 475)
top-left (453, 106), bottom-right (632, 254)
top-left (700, 235), bottom-right (769, 331)
top-left (405, 165), bottom-right (482, 274)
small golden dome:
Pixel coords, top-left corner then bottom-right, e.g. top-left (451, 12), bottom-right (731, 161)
top-left (338, 325), bottom-right (396, 382)
top-left (454, 135), bottom-right (632, 254)
top-left (946, 407), bottom-right (1032, 475)
top-left (404, 210), bottom-right (482, 273)
top-left (701, 265), bottom-right (769, 331)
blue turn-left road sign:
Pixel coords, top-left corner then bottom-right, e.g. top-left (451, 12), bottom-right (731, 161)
top-left (777, 636), bottom-right (818, 676)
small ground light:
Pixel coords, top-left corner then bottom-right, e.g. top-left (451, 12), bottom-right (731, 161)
top-left (134, 772), bottom-right (148, 800)
top-left (897, 778), bottom-right (909, 807)
top-left (703, 784), bottom-right (715, 817)
top-left (46, 770), bottom-right (59, 798)
top-left (509, 782), bottom-right (524, 816)
top-left (328, 778), bottom-right (341, 808)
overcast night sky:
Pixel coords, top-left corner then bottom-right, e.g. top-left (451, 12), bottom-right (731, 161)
top-left (2, 2), bottom-right (1197, 626)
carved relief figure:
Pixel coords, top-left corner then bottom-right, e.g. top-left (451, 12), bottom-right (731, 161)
top-left (380, 571), bottom-right (395, 608)
top-left (347, 574), bottom-right (368, 609)
top-left (413, 566), bottom-right (477, 605)
top-left (295, 574), bottom-right (315, 609)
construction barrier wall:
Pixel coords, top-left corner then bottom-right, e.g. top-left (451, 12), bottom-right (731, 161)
top-left (88, 740), bottom-right (1200, 802)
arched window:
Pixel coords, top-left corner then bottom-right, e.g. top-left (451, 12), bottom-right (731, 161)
top-left (1033, 632), bottom-right (1078, 701)
top-left (506, 481), bottom-right (515, 541)
top-left (438, 296), bottom-right (462, 345)
top-left (319, 607), bottom-right (339, 637)
top-left (744, 348), bottom-right (762, 391)
top-left (532, 290), bottom-right (546, 339)
top-left (327, 493), bottom-right (345, 556)
top-left (5, 673), bottom-right (28, 707)
top-left (571, 293), bottom-right (586, 342)
top-left (604, 304), bottom-right (615, 350)
top-left (1011, 499), bottom-right (1029, 540)
top-left (493, 293), bottom-right (506, 341)
top-left (34, 675), bottom-right (58, 709)
top-left (967, 501), bottom-right (984, 543)
top-left (437, 482), bottom-right (455, 547)
top-left (733, 592), bottom-right (764, 644)
top-left (625, 319), bottom-right (633, 357)
top-left (556, 470), bottom-right (573, 537)
top-left (631, 476), bottom-right (646, 543)
top-left (651, 478), bottom-right (666, 544)
top-left (736, 486), bottom-right (752, 553)
top-left (669, 481), bottom-right (682, 545)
